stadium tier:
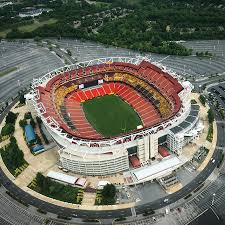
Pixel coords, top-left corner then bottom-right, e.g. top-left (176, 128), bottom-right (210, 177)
top-left (27, 57), bottom-right (201, 176)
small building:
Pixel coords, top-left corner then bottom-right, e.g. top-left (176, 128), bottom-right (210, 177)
top-left (132, 156), bottom-right (181, 183)
top-left (32, 145), bottom-right (44, 154)
top-left (47, 171), bottom-right (78, 185)
top-left (24, 124), bottom-right (36, 143)
top-left (98, 180), bottom-right (110, 189)
top-left (75, 178), bottom-right (87, 187)
top-left (19, 8), bottom-right (52, 18)
top-left (0, 2), bottom-right (13, 8)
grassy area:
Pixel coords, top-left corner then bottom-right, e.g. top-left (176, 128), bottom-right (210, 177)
top-left (82, 94), bottom-right (142, 137)
top-left (28, 173), bottom-right (83, 204)
top-left (206, 123), bottom-right (213, 142)
top-left (18, 19), bottom-right (57, 33)
top-left (0, 67), bottom-right (17, 77)
top-left (95, 1), bottom-right (111, 7)
top-left (0, 19), bottom-right (57, 37)
top-left (0, 29), bottom-right (11, 38)
top-left (0, 137), bottom-right (28, 177)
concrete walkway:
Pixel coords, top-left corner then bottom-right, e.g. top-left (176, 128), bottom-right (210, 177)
top-left (81, 192), bottom-right (96, 206)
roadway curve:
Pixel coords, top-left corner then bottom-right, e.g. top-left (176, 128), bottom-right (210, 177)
top-left (0, 99), bottom-right (223, 220)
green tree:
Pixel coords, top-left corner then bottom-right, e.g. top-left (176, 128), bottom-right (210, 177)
top-left (102, 184), bottom-right (116, 199)
top-left (34, 36), bottom-right (42, 42)
top-left (30, 118), bottom-right (36, 128)
top-left (208, 109), bottom-right (214, 124)
top-left (19, 119), bottom-right (27, 128)
top-left (6, 111), bottom-right (17, 124)
top-left (199, 95), bottom-right (206, 106)
top-left (1, 123), bottom-right (15, 136)
top-left (220, 109), bottom-right (225, 120)
top-left (19, 94), bottom-right (26, 104)
top-left (36, 172), bottom-right (45, 188)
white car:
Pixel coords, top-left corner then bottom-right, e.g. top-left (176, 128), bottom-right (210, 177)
top-left (164, 198), bottom-right (169, 203)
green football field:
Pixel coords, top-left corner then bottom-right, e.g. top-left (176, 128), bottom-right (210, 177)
top-left (82, 94), bottom-right (142, 138)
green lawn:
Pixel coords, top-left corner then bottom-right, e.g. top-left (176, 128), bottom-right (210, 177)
top-left (82, 94), bottom-right (142, 137)
top-left (0, 19), bottom-right (57, 37)
top-left (0, 29), bottom-right (11, 38)
top-left (18, 19), bottom-right (57, 32)
top-left (28, 173), bottom-right (83, 204)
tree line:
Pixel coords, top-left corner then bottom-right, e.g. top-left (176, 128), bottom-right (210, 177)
top-left (2, 0), bottom-right (225, 55)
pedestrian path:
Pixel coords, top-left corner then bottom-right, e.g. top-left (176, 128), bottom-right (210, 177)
top-left (81, 192), bottom-right (96, 206)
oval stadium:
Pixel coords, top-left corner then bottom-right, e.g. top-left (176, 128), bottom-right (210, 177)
top-left (26, 57), bottom-right (202, 182)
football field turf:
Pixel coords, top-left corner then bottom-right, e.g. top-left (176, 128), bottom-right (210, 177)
top-left (82, 94), bottom-right (142, 137)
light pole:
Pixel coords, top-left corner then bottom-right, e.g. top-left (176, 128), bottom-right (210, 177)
top-left (212, 193), bottom-right (216, 206)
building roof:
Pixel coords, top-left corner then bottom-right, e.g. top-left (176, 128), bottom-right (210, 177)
top-left (185, 115), bottom-right (196, 123)
top-left (170, 126), bottom-right (183, 134)
top-left (158, 146), bottom-right (170, 157)
top-left (179, 121), bottom-right (190, 129)
top-left (191, 104), bottom-right (200, 110)
top-left (75, 178), bottom-right (87, 187)
top-left (33, 144), bottom-right (44, 152)
top-left (47, 171), bottom-right (78, 185)
top-left (171, 104), bottom-right (200, 134)
top-left (24, 124), bottom-right (36, 142)
top-left (98, 181), bottom-right (110, 187)
top-left (132, 157), bottom-right (181, 181)
top-left (129, 155), bottom-right (141, 168)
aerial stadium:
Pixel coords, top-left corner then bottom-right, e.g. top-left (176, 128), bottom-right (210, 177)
top-left (26, 57), bottom-right (203, 183)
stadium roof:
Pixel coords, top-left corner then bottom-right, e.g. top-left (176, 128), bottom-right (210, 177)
top-left (158, 146), bottom-right (170, 157)
top-left (24, 124), bottom-right (36, 142)
top-left (132, 156), bottom-right (181, 181)
top-left (129, 155), bottom-right (141, 168)
top-left (47, 171), bottom-right (78, 185)
top-left (171, 104), bottom-right (200, 134)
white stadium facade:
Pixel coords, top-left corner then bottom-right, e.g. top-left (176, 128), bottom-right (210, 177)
top-left (26, 57), bottom-right (203, 182)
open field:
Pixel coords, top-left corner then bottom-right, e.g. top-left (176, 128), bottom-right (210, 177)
top-left (18, 19), bottom-right (57, 33)
top-left (0, 19), bottom-right (57, 38)
top-left (0, 29), bottom-right (11, 38)
top-left (82, 94), bottom-right (142, 137)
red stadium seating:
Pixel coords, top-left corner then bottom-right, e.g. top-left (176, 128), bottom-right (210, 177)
top-left (39, 60), bottom-right (183, 139)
